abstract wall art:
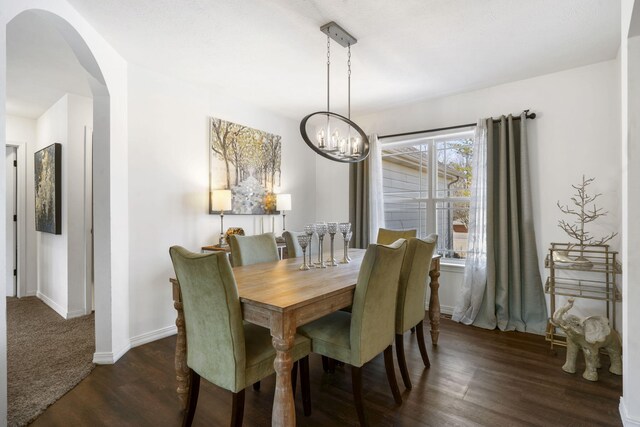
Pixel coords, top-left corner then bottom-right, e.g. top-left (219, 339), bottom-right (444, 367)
top-left (209, 117), bottom-right (282, 215)
top-left (34, 143), bottom-right (62, 234)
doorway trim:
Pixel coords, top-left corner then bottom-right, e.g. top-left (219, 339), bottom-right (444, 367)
top-left (6, 141), bottom-right (26, 298)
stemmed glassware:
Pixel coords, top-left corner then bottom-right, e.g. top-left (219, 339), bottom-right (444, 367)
top-left (327, 222), bottom-right (338, 266)
top-left (297, 234), bottom-right (310, 270)
top-left (345, 230), bottom-right (353, 262)
top-left (339, 222), bottom-right (352, 263)
top-left (315, 222), bottom-right (328, 268)
top-left (304, 224), bottom-right (316, 269)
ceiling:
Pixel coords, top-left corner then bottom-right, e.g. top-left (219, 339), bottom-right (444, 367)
top-left (7, 11), bottom-right (92, 119)
top-left (7, 1), bottom-right (620, 120)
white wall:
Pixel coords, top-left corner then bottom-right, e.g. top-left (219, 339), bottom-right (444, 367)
top-left (621, 0), bottom-right (640, 424)
top-left (34, 93), bottom-right (92, 318)
top-left (126, 63), bottom-right (317, 343)
top-left (65, 94), bottom-right (92, 316)
top-left (6, 115), bottom-right (37, 296)
top-left (36, 95), bottom-right (69, 313)
top-left (318, 60), bottom-right (622, 321)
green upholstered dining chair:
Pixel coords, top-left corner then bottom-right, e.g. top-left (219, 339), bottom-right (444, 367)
top-left (376, 228), bottom-right (417, 245)
top-left (169, 246), bottom-right (311, 427)
top-left (394, 234), bottom-right (438, 390)
top-left (228, 232), bottom-right (279, 267)
top-left (282, 230), bottom-right (304, 258)
top-left (299, 239), bottom-right (408, 426)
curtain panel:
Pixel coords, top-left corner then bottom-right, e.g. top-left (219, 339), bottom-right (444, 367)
top-left (349, 134), bottom-right (385, 248)
top-left (455, 113), bottom-right (547, 334)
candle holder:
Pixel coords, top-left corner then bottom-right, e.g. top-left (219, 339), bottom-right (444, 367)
top-left (297, 234), bottom-right (310, 270)
top-left (339, 222), bottom-right (351, 263)
top-left (345, 230), bottom-right (353, 262)
top-left (327, 222), bottom-right (338, 266)
top-left (304, 224), bottom-right (316, 269)
top-left (316, 222), bottom-right (328, 268)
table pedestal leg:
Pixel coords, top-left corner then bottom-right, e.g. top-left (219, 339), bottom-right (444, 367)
top-left (428, 265), bottom-right (441, 345)
top-left (272, 321), bottom-right (296, 427)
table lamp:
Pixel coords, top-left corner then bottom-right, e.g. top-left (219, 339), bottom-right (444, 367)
top-left (211, 190), bottom-right (232, 246)
top-left (276, 194), bottom-right (292, 231)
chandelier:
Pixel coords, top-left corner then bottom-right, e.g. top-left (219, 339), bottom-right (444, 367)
top-left (300, 22), bottom-right (369, 163)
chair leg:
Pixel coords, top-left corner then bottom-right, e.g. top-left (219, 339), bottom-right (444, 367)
top-left (292, 361), bottom-right (298, 396)
top-left (416, 320), bottom-right (431, 368)
top-left (395, 333), bottom-right (412, 390)
top-left (230, 389), bottom-right (245, 427)
top-left (182, 369), bottom-right (200, 427)
top-left (322, 355), bottom-right (329, 373)
top-left (300, 356), bottom-right (312, 416)
top-left (252, 381), bottom-right (260, 391)
top-left (384, 346), bottom-right (403, 405)
top-left (351, 365), bottom-right (367, 427)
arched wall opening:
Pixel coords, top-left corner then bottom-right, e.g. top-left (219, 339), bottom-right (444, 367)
top-left (1, 2), bottom-right (131, 419)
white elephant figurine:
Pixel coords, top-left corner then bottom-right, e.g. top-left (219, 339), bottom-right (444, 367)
top-left (551, 298), bottom-right (622, 381)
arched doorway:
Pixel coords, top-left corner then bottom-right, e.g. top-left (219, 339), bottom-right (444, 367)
top-left (2, 2), bottom-right (130, 388)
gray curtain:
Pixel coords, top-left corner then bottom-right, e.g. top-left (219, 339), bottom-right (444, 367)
top-left (472, 114), bottom-right (548, 333)
top-left (349, 159), bottom-right (370, 249)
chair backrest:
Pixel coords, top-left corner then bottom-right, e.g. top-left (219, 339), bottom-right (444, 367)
top-left (228, 232), bottom-right (279, 266)
top-left (376, 228), bottom-right (417, 245)
top-left (396, 235), bottom-right (438, 334)
top-left (282, 231), bottom-right (304, 258)
top-left (169, 246), bottom-right (246, 392)
top-left (350, 239), bottom-right (407, 367)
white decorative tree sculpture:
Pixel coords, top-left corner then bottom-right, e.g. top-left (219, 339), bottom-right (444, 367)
top-left (557, 176), bottom-right (617, 261)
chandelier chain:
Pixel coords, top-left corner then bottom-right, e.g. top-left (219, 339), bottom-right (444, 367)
top-left (327, 35), bottom-right (331, 112)
top-left (348, 44), bottom-right (351, 120)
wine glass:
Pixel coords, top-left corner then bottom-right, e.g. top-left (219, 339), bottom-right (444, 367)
top-left (316, 222), bottom-right (328, 268)
top-left (297, 234), bottom-right (310, 270)
top-left (344, 230), bottom-right (353, 262)
top-left (339, 222), bottom-right (351, 263)
top-left (327, 222), bottom-right (339, 266)
top-left (304, 224), bottom-right (316, 268)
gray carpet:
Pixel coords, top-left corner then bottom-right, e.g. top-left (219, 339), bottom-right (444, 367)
top-left (7, 297), bottom-right (95, 426)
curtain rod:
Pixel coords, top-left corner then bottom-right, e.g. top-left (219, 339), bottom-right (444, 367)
top-left (378, 110), bottom-right (536, 140)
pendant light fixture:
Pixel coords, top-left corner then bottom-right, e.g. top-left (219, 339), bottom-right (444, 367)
top-left (300, 21), bottom-right (369, 163)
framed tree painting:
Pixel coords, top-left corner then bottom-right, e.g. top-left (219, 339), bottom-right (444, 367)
top-left (209, 117), bottom-right (282, 214)
top-left (34, 143), bottom-right (62, 234)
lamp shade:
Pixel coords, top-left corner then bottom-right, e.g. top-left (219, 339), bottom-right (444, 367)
top-left (276, 193), bottom-right (292, 211)
top-left (211, 189), bottom-right (232, 212)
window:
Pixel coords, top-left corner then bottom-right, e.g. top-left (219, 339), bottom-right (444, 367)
top-left (381, 129), bottom-right (474, 262)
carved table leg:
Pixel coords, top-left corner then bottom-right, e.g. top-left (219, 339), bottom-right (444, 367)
top-left (172, 280), bottom-right (190, 410)
top-left (428, 260), bottom-right (441, 345)
top-left (271, 314), bottom-right (296, 427)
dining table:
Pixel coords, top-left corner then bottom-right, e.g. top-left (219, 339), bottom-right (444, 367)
top-left (169, 248), bottom-right (442, 426)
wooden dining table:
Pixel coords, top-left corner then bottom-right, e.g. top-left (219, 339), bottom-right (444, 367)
top-left (169, 249), bottom-right (442, 426)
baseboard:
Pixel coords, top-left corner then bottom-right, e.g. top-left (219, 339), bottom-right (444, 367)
top-left (440, 305), bottom-right (454, 316)
top-left (23, 290), bottom-right (36, 297)
top-left (620, 397), bottom-right (640, 426)
top-left (92, 326), bottom-right (177, 365)
top-left (36, 292), bottom-right (67, 319)
top-left (66, 308), bottom-right (87, 319)
top-left (93, 343), bottom-right (131, 365)
top-left (130, 325), bottom-right (177, 349)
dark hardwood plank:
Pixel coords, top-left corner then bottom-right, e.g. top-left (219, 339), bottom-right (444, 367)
top-left (29, 317), bottom-right (622, 426)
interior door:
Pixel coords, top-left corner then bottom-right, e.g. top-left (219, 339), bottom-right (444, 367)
top-left (6, 146), bottom-right (17, 297)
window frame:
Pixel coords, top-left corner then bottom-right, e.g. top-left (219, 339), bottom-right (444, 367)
top-left (380, 128), bottom-right (474, 264)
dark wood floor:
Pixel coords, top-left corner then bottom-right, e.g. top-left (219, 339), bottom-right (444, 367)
top-left (30, 318), bottom-right (622, 426)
